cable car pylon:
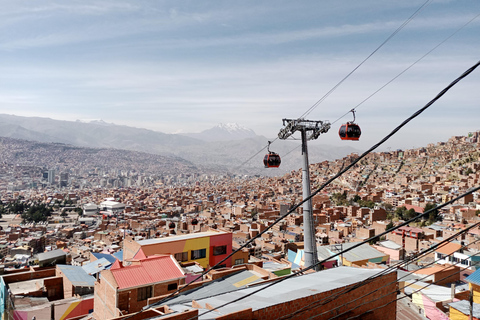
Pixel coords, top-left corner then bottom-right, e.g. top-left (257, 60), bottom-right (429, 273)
top-left (278, 118), bottom-right (330, 271)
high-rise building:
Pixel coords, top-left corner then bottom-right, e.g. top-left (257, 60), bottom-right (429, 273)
top-left (48, 169), bottom-right (55, 185)
top-left (60, 172), bottom-right (69, 187)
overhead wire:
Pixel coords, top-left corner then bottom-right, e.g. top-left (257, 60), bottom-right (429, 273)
top-left (127, 59), bottom-right (480, 320)
top-left (331, 10), bottom-right (480, 126)
top-left (343, 252), bottom-right (480, 320)
top-left (190, 186), bottom-right (480, 320)
top-left (331, 247), bottom-right (480, 320)
top-left (299, 0), bottom-right (432, 119)
top-left (287, 222), bottom-right (480, 320)
top-left (184, 60), bottom-right (480, 319)
top-left (232, 0), bottom-right (433, 172)
top-left (269, 9), bottom-right (480, 178)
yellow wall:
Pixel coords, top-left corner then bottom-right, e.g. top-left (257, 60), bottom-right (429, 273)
top-left (449, 307), bottom-right (468, 320)
top-left (183, 236), bottom-right (210, 268)
top-left (471, 283), bottom-right (480, 304)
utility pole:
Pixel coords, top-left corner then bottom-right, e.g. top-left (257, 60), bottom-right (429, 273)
top-left (278, 118), bottom-right (330, 271)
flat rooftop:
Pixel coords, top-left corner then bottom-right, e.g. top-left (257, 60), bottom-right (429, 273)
top-left (137, 231), bottom-right (228, 245)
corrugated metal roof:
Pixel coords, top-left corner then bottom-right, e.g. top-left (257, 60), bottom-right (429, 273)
top-left (465, 269), bottom-right (480, 285)
top-left (378, 240), bottom-right (402, 250)
top-left (91, 252), bottom-right (117, 264)
top-left (165, 270), bottom-right (264, 306)
top-left (112, 255), bottom-right (184, 289)
top-left (403, 280), bottom-right (452, 302)
top-left (177, 267), bottom-right (393, 319)
top-left (113, 250), bottom-right (123, 261)
top-left (328, 242), bottom-right (387, 263)
top-left (82, 258), bottom-right (112, 275)
top-left (57, 265), bottom-right (95, 287)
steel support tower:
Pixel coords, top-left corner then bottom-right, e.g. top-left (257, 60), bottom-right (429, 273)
top-left (278, 118), bottom-right (330, 271)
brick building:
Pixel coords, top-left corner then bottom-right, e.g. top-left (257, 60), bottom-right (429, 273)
top-left (93, 255), bottom-right (185, 320)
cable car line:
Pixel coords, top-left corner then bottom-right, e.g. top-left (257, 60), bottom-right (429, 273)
top-left (237, 4), bottom-right (479, 172)
top-left (161, 60), bottom-right (480, 320)
top-left (262, 8), bottom-right (480, 172)
top-left (240, 0), bottom-right (432, 170)
top-left (299, 0), bottom-right (432, 120)
top-left (331, 10), bottom-right (480, 126)
top-left (124, 60), bottom-right (479, 320)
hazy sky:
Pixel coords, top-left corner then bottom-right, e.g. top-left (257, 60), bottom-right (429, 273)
top-left (1, 0), bottom-right (479, 152)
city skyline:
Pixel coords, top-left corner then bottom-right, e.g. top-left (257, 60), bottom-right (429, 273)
top-left (1, 0), bottom-right (480, 152)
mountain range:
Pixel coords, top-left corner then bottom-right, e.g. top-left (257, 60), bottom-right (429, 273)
top-left (181, 123), bottom-right (257, 142)
top-left (0, 114), bottom-right (360, 175)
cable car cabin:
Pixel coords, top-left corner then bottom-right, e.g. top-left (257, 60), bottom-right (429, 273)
top-left (339, 123), bottom-right (361, 141)
top-left (264, 152), bottom-right (281, 168)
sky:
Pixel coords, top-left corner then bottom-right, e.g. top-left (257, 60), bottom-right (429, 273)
top-left (1, 0), bottom-right (480, 152)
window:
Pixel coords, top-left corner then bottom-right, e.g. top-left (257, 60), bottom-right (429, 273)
top-left (234, 258), bottom-right (244, 265)
top-left (137, 286), bottom-right (152, 301)
top-left (174, 252), bottom-right (188, 262)
top-left (213, 245), bottom-right (227, 256)
top-left (167, 283), bottom-right (178, 291)
top-left (191, 248), bottom-right (206, 260)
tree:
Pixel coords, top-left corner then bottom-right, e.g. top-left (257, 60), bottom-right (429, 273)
top-left (358, 199), bottom-right (375, 209)
top-left (351, 195), bottom-right (361, 203)
top-left (394, 206), bottom-right (408, 220)
top-left (425, 203), bottom-right (440, 224)
top-left (21, 204), bottom-right (52, 223)
top-left (330, 192), bottom-right (348, 206)
top-left (404, 208), bottom-right (417, 220)
top-left (75, 207), bottom-right (83, 216)
top-left (386, 221), bottom-right (394, 231)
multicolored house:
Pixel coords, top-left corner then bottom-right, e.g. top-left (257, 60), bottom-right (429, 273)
top-left (123, 230), bottom-right (233, 268)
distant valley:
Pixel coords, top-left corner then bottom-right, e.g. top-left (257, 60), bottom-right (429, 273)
top-left (0, 114), bottom-right (360, 175)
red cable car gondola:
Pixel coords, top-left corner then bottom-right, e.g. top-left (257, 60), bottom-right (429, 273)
top-left (263, 141), bottom-right (281, 168)
top-left (339, 110), bottom-right (361, 141)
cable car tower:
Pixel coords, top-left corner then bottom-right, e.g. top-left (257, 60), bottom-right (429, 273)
top-left (278, 118), bottom-right (330, 271)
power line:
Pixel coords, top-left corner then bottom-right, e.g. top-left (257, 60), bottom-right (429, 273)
top-left (188, 185), bottom-right (480, 320)
top-left (292, 223), bottom-right (480, 320)
top-left (137, 59), bottom-right (480, 319)
top-left (344, 252), bottom-right (480, 320)
top-left (185, 56), bottom-right (480, 316)
top-left (333, 251), bottom-right (480, 320)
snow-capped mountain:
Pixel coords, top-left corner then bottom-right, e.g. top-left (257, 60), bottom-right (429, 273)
top-left (183, 123), bottom-right (257, 141)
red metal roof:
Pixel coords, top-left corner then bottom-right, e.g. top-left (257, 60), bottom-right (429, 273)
top-left (134, 248), bottom-right (147, 260)
top-left (112, 255), bottom-right (184, 289)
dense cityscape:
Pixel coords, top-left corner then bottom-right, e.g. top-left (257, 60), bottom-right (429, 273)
top-left (0, 130), bottom-right (479, 319)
